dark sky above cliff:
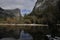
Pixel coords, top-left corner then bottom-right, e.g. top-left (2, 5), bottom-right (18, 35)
top-left (0, 0), bottom-right (37, 16)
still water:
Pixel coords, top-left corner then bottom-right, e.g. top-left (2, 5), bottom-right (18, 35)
top-left (1, 30), bottom-right (60, 40)
top-left (20, 30), bottom-right (33, 40)
top-left (0, 30), bottom-right (33, 40)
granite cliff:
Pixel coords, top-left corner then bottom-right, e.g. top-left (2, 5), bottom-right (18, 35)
top-left (29, 0), bottom-right (60, 24)
top-left (0, 7), bottom-right (22, 23)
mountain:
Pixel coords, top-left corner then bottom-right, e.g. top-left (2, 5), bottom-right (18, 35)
top-left (5, 8), bottom-right (21, 20)
top-left (0, 7), bottom-right (22, 23)
top-left (29, 0), bottom-right (60, 24)
top-left (0, 7), bottom-right (8, 18)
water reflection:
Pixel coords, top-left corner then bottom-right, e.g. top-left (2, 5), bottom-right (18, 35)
top-left (1, 38), bottom-right (16, 40)
top-left (20, 30), bottom-right (33, 40)
top-left (0, 30), bottom-right (33, 40)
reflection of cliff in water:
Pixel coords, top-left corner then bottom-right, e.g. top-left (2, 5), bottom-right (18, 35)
top-left (0, 25), bottom-right (49, 40)
top-left (0, 25), bottom-right (60, 40)
top-left (0, 30), bottom-right (33, 40)
top-left (20, 30), bottom-right (33, 40)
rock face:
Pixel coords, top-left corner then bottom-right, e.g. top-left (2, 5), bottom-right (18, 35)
top-left (5, 8), bottom-right (21, 21)
top-left (0, 7), bottom-right (8, 18)
top-left (33, 0), bottom-right (59, 14)
top-left (31, 0), bottom-right (60, 24)
top-left (0, 7), bottom-right (22, 23)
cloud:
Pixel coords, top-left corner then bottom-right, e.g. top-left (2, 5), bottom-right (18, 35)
top-left (0, 0), bottom-right (37, 15)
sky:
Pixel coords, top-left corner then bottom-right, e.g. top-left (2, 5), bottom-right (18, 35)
top-left (0, 0), bottom-right (37, 16)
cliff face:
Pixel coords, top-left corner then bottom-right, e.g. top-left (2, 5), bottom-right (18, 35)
top-left (0, 7), bottom-right (8, 18)
top-left (5, 8), bottom-right (21, 18)
top-left (33, 0), bottom-right (59, 14)
top-left (5, 8), bottom-right (21, 22)
top-left (0, 7), bottom-right (22, 23)
top-left (30, 0), bottom-right (60, 24)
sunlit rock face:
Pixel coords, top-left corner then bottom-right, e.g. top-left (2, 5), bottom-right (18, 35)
top-left (31, 0), bottom-right (60, 24)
